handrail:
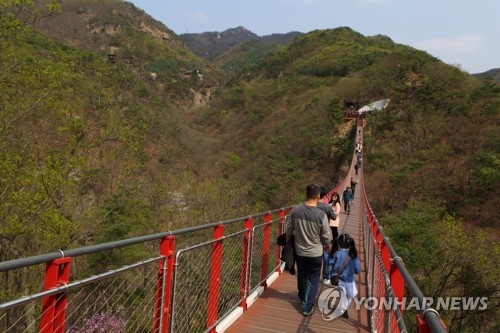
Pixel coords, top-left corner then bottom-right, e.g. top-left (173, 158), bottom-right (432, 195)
top-left (0, 256), bottom-right (164, 311)
top-left (0, 207), bottom-right (293, 272)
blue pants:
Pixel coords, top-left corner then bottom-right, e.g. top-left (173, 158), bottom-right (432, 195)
top-left (323, 258), bottom-right (331, 279)
top-left (296, 255), bottom-right (322, 312)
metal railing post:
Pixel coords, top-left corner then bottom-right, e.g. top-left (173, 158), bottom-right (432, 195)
top-left (239, 217), bottom-right (253, 309)
top-left (417, 314), bottom-right (432, 333)
top-left (206, 224), bottom-right (224, 333)
top-left (417, 312), bottom-right (447, 333)
top-left (370, 213), bottom-right (378, 246)
top-left (381, 240), bottom-right (391, 273)
top-left (154, 235), bottom-right (175, 333)
top-left (390, 258), bottom-right (405, 306)
top-left (40, 257), bottom-right (72, 333)
top-left (260, 212), bottom-right (272, 287)
top-left (375, 226), bottom-right (383, 252)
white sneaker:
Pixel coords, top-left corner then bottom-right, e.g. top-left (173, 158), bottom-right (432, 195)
top-left (323, 279), bottom-right (331, 285)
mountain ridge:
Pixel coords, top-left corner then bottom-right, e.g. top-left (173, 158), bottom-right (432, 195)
top-left (180, 26), bottom-right (302, 59)
top-left (472, 67), bottom-right (500, 83)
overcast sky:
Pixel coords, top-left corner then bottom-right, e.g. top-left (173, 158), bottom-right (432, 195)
top-left (128, 0), bottom-right (499, 74)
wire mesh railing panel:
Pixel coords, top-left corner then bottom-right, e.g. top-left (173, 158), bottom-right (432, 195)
top-left (0, 259), bottom-right (160, 333)
top-left (362, 210), bottom-right (375, 330)
top-left (0, 301), bottom-right (41, 333)
top-left (171, 242), bottom-right (212, 333)
top-left (64, 261), bottom-right (159, 333)
top-left (366, 233), bottom-right (374, 295)
top-left (221, 220), bottom-right (246, 237)
top-left (363, 212), bottom-right (373, 291)
top-left (173, 228), bottom-right (214, 253)
top-left (0, 266), bottom-right (46, 333)
top-left (249, 224), bottom-right (265, 292)
top-left (372, 250), bottom-right (386, 333)
top-left (216, 232), bottom-right (246, 325)
top-left (390, 310), bottom-right (401, 333)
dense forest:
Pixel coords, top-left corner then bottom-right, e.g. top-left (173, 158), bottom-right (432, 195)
top-left (0, 0), bottom-right (498, 332)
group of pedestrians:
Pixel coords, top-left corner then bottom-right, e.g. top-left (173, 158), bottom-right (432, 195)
top-left (282, 135), bottom-right (364, 319)
top-left (285, 183), bottom-right (360, 319)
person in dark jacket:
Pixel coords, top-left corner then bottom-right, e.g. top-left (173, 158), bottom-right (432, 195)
top-left (277, 233), bottom-right (295, 275)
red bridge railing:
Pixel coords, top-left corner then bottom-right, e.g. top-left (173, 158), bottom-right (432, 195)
top-left (0, 194), bottom-right (449, 333)
top-left (362, 192), bottom-right (448, 333)
top-left (0, 207), bottom-right (293, 333)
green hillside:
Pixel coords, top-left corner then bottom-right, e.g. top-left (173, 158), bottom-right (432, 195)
top-left (0, 0), bottom-right (248, 264)
top-left (198, 28), bottom-right (437, 204)
top-left (214, 39), bottom-right (283, 71)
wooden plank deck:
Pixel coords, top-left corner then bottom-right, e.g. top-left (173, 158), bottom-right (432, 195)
top-left (227, 136), bottom-right (370, 333)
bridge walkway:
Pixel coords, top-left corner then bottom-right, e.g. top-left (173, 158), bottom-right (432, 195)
top-left (227, 125), bottom-right (369, 333)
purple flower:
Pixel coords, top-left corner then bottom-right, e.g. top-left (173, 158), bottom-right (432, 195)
top-left (68, 312), bottom-right (127, 333)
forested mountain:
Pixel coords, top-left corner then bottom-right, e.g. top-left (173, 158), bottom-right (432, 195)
top-left (1, 0), bottom-right (241, 263)
top-left (1, 1), bottom-right (498, 331)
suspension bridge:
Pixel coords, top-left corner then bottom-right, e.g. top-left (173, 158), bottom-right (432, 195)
top-left (0, 117), bottom-right (448, 333)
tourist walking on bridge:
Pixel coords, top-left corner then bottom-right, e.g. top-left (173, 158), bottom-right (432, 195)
top-left (328, 192), bottom-right (341, 239)
top-left (331, 233), bottom-right (360, 319)
top-left (350, 177), bottom-right (358, 196)
top-left (286, 184), bottom-right (331, 316)
top-left (318, 187), bottom-right (337, 223)
top-left (342, 187), bottom-right (353, 215)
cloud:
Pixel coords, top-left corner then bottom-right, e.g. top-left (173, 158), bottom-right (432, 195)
top-left (188, 10), bottom-right (209, 22)
top-left (414, 34), bottom-right (486, 53)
